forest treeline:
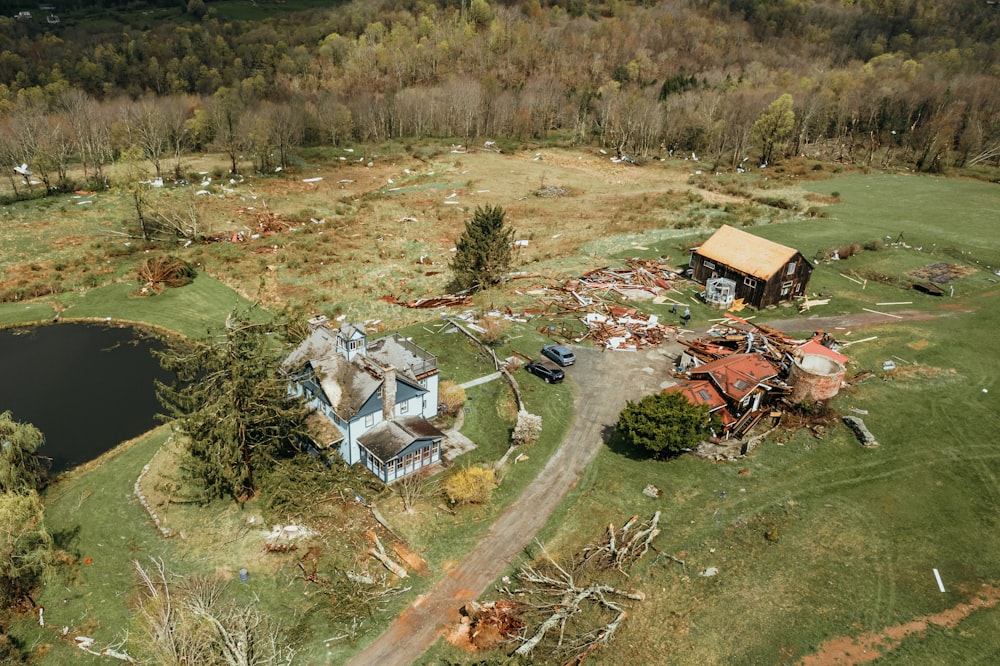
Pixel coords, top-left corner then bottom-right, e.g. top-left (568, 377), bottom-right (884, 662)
top-left (1, 0), bottom-right (998, 191)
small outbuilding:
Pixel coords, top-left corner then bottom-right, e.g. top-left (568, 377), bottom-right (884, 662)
top-left (690, 225), bottom-right (813, 309)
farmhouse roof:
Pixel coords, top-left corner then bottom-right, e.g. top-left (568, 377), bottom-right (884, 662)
top-left (358, 416), bottom-right (445, 461)
top-left (695, 225), bottom-right (800, 280)
top-left (282, 325), bottom-right (427, 420)
top-left (689, 353), bottom-right (779, 401)
top-left (666, 379), bottom-right (728, 411)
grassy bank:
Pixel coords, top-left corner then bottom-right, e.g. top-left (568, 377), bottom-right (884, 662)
top-left (0, 272), bottom-right (253, 338)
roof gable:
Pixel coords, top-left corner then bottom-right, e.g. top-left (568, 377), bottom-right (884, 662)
top-left (695, 225), bottom-right (800, 279)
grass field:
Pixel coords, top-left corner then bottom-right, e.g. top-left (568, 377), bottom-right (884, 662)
top-left (3, 148), bottom-right (999, 663)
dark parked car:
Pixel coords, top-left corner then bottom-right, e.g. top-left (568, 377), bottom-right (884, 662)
top-left (541, 344), bottom-right (575, 366)
top-left (525, 359), bottom-right (565, 384)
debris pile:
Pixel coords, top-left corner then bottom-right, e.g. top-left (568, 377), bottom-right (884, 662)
top-left (382, 294), bottom-right (473, 309)
top-left (678, 315), bottom-right (802, 367)
top-left (843, 415), bottom-right (879, 447)
top-left (569, 258), bottom-right (683, 301)
top-left (237, 204), bottom-right (293, 235)
top-left (580, 306), bottom-right (674, 350)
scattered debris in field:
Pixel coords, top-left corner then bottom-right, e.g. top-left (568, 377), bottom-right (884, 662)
top-left (909, 262), bottom-right (976, 284)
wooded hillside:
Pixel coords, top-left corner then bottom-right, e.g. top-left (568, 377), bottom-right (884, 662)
top-left (1, 0), bottom-right (998, 183)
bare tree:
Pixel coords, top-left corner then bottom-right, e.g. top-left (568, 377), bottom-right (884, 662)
top-left (58, 88), bottom-right (113, 187)
top-left (132, 558), bottom-right (296, 666)
top-left (265, 101), bottom-right (304, 170)
top-left (126, 97), bottom-right (171, 180)
top-left (161, 95), bottom-right (196, 179)
top-left (210, 88), bottom-right (247, 174)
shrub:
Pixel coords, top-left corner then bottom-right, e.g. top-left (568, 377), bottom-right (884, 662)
top-left (837, 242), bottom-right (863, 259)
top-left (478, 316), bottom-right (509, 346)
top-left (443, 466), bottom-right (496, 505)
top-left (512, 410), bottom-right (542, 446)
top-left (438, 381), bottom-right (467, 416)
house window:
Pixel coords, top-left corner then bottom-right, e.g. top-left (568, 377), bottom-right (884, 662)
top-left (787, 261), bottom-right (796, 276)
top-left (744, 277), bottom-right (757, 288)
top-left (349, 340), bottom-right (361, 350)
top-left (399, 400), bottom-right (409, 414)
top-left (703, 260), bottom-right (715, 270)
top-left (387, 460), bottom-right (395, 475)
top-left (364, 413), bottom-right (375, 427)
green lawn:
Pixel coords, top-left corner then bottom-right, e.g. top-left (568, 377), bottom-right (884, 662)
top-left (0, 272), bottom-right (255, 338)
top-left (13, 428), bottom-right (176, 664)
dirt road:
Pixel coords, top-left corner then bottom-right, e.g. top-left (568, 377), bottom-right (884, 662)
top-left (346, 343), bottom-right (679, 666)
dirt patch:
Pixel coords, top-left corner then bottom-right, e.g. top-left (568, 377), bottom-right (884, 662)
top-left (907, 339), bottom-right (930, 350)
top-left (798, 582), bottom-right (1000, 666)
top-left (909, 262), bottom-right (977, 284)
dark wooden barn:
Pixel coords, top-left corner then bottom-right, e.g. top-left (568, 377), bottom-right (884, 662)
top-left (689, 225), bottom-right (813, 309)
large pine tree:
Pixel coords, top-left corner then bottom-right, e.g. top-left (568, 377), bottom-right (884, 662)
top-left (155, 308), bottom-right (310, 503)
top-left (450, 204), bottom-right (515, 292)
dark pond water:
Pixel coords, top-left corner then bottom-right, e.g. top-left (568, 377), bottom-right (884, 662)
top-left (0, 322), bottom-right (173, 473)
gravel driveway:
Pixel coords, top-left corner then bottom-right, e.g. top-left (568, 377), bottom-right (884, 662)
top-left (346, 342), bottom-right (681, 666)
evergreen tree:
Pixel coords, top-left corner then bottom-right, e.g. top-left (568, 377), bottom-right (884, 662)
top-left (450, 204), bottom-right (515, 293)
top-left (155, 308), bottom-right (310, 503)
top-left (616, 391), bottom-right (716, 458)
top-left (0, 411), bottom-right (48, 495)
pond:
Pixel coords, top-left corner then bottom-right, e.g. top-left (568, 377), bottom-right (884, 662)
top-left (0, 322), bottom-right (173, 473)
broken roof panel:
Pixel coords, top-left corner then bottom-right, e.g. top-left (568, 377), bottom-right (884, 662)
top-left (695, 225), bottom-right (800, 280)
top-left (689, 353), bottom-right (779, 401)
top-left (797, 338), bottom-right (849, 366)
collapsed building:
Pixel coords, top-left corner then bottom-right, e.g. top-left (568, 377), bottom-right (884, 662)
top-left (669, 318), bottom-right (848, 439)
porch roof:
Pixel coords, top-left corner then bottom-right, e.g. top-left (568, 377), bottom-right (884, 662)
top-left (358, 416), bottom-right (445, 462)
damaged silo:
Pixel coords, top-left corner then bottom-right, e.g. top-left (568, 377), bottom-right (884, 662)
top-left (788, 353), bottom-right (845, 403)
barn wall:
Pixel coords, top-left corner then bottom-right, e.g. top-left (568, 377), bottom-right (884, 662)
top-left (691, 251), bottom-right (813, 308)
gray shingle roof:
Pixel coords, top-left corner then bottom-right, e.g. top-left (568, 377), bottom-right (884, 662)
top-left (357, 416), bottom-right (446, 461)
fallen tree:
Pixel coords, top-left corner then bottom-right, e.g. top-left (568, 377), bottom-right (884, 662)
top-left (490, 512), bottom-right (662, 663)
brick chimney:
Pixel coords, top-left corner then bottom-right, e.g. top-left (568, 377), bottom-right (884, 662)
top-left (381, 366), bottom-right (396, 422)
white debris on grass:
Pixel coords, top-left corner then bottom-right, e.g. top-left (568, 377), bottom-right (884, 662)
top-left (262, 524), bottom-right (316, 543)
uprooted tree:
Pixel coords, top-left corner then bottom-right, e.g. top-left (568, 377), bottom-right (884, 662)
top-left (0, 412), bottom-right (53, 655)
top-left (483, 512), bottom-right (662, 663)
top-left (450, 204), bottom-right (515, 293)
top-left (131, 558), bottom-right (296, 665)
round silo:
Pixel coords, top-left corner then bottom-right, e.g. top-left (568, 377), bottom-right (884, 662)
top-left (788, 353), bottom-right (845, 403)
